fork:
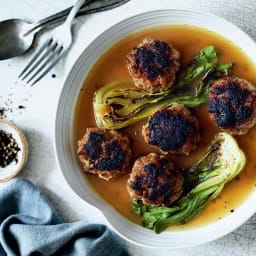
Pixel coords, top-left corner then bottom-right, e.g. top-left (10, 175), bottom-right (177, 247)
top-left (19, 0), bottom-right (85, 86)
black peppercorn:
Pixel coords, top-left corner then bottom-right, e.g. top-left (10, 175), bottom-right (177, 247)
top-left (0, 129), bottom-right (20, 168)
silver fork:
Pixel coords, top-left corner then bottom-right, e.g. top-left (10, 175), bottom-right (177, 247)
top-left (19, 0), bottom-right (85, 86)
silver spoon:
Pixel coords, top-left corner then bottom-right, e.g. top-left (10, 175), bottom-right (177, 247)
top-left (0, 0), bottom-right (130, 60)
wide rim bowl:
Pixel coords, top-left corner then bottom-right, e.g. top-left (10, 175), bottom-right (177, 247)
top-left (55, 9), bottom-right (256, 248)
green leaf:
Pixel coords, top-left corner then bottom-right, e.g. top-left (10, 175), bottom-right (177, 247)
top-left (174, 45), bottom-right (218, 89)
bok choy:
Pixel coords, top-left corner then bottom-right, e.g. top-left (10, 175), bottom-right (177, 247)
top-left (131, 132), bottom-right (246, 233)
top-left (93, 45), bottom-right (234, 129)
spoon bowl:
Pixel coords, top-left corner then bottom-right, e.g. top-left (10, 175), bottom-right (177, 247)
top-left (0, 19), bottom-right (33, 60)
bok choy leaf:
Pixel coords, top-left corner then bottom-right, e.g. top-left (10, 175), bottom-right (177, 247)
top-left (132, 132), bottom-right (246, 233)
top-left (93, 45), bottom-right (234, 129)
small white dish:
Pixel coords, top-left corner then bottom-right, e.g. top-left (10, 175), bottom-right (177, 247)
top-left (0, 119), bottom-right (28, 182)
top-left (55, 9), bottom-right (256, 248)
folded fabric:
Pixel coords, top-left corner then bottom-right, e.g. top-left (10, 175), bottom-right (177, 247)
top-left (0, 179), bottom-right (129, 256)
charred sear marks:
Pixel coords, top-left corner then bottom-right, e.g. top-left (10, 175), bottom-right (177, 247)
top-left (142, 105), bottom-right (201, 155)
top-left (135, 40), bottom-right (171, 79)
top-left (208, 77), bottom-right (256, 134)
top-left (127, 153), bottom-right (184, 207)
top-left (126, 38), bottom-right (180, 93)
top-left (77, 128), bottom-right (132, 181)
top-left (148, 108), bottom-right (191, 150)
top-left (84, 132), bottom-right (105, 159)
top-left (95, 141), bottom-right (125, 171)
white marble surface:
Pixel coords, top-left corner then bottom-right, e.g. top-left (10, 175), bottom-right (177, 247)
top-left (1, 0), bottom-right (256, 255)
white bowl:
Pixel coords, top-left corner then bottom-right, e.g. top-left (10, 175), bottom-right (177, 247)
top-left (55, 9), bottom-right (256, 248)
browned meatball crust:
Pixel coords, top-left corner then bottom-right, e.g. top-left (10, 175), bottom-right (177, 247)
top-left (127, 153), bottom-right (184, 207)
top-left (77, 128), bottom-right (132, 181)
top-left (208, 76), bottom-right (256, 135)
top-left (126, 38), bottom-right (180, 93)
top-left (142, 105), bottom-right (201, 155)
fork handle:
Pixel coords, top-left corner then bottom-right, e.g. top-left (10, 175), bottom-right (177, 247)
top-left (65, 0), bottom-right (86, 27)
top-left (25, 0), bottom-right (130, 35)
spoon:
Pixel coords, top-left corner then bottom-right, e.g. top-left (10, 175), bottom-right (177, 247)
top-left (0, 0), bottom-right (130, 60)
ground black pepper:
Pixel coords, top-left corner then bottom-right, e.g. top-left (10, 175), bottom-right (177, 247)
top-left (0, 129), bottom-right (20, 168)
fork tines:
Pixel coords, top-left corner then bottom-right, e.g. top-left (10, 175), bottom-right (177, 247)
top-left (18, 37), bottom-right (65, 86)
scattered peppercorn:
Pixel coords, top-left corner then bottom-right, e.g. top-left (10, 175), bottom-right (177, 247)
top-left (0, 129), bottom-right (20, 168)
top-left (0, 108), bottom-right (5, 119)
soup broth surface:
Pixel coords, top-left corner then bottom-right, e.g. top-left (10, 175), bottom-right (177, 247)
top-left (74, 25), bottom-right (256, 229)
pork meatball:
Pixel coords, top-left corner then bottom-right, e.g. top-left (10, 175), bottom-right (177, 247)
top-left (127, 153), bottom-right (184, 207)
top-left (142, 105), bottom-right (201, 155)
top-left (77, 128), bottom-right (132, 181)
top-left (208, 76), bottom-right (256, 135)
top-left (126, 38), bottom-right (180, 93)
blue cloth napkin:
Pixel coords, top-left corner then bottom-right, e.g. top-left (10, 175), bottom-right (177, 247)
top-left (0, 179), bottom-right (129, 256)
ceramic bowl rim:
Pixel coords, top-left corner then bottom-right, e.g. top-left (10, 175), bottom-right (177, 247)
top-left (54, 9), bottom-right (256, 248)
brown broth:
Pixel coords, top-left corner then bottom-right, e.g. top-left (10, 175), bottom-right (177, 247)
top-left (74, 24), bottom-right (256, 229)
